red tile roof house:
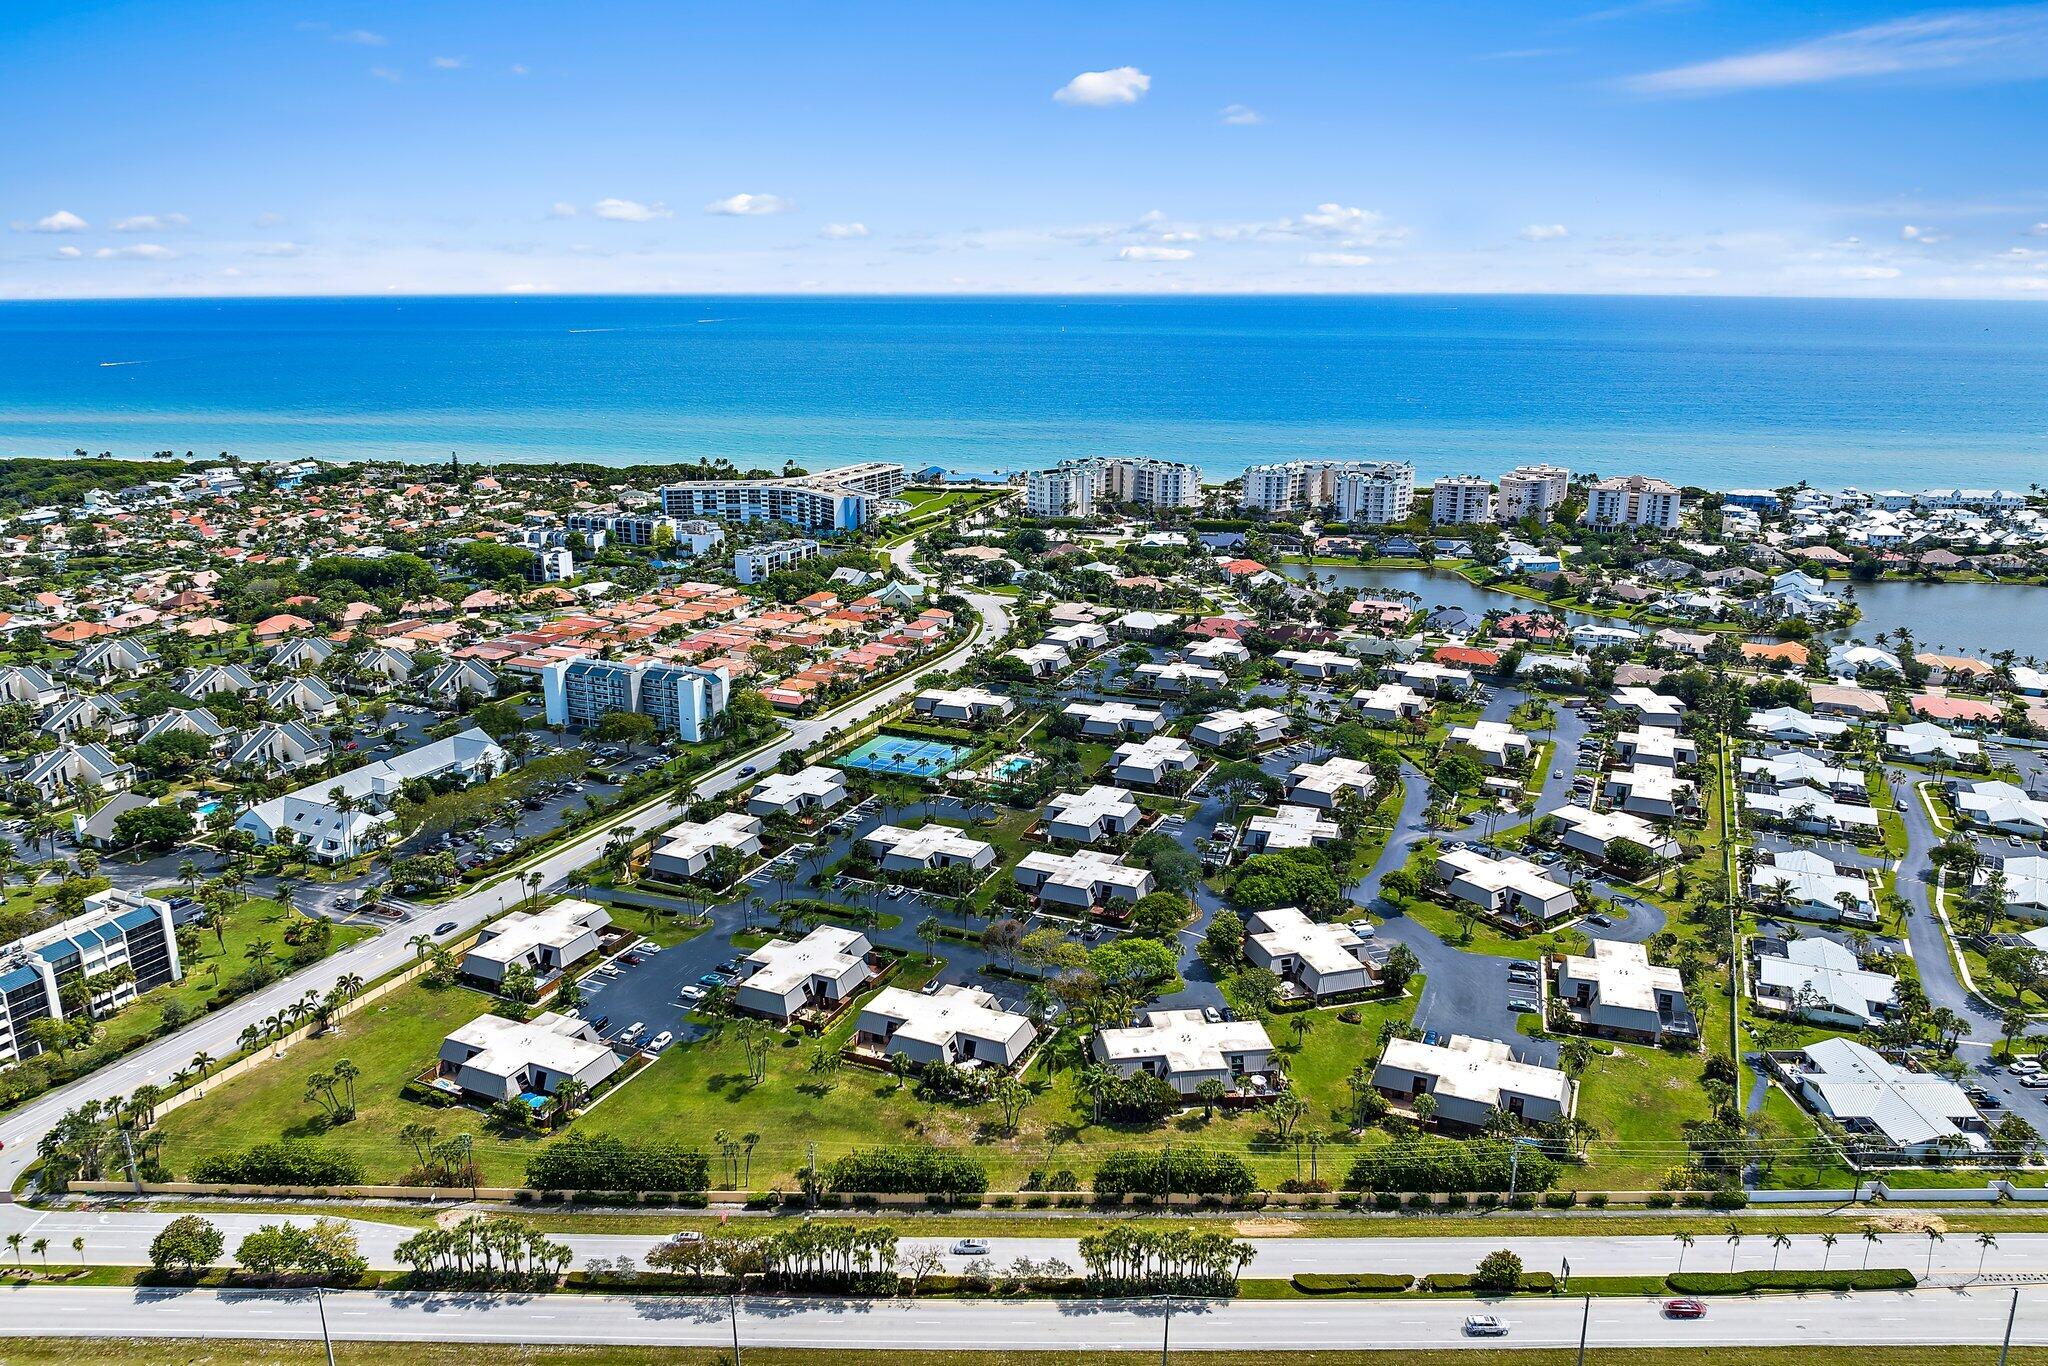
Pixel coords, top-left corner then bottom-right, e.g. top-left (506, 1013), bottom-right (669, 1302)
top-left (1911, 693), bottom-right (2001, 727)
top-left (251, 613), bottom-right (316, 641)
top-left (1433, 645), bottom-right (1503, 671)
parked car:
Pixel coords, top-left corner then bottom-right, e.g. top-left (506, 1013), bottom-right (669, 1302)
top-left (698, 973), bottom-right (729, 987)
top-left (1203, 1006), bottom-right (1222, 1023)
top-left (649, 1031), bottom-right (674, 1051)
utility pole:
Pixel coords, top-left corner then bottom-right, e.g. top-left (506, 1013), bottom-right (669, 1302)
top-left (806, 1142), bottom-right (817, 1209)
top-left (1161, 1294), bottom-right (1174, 1366)
top-left (1999, 1287), bottom-right (2020, 1366)
top-left (315, 1285), bottom-right (337, 1366)
top-left (120, 1130), bottom-right (141, 1193)
top-left (729, 1290), bottom-right (743, 1365)
top-left (1574, 1292), bottom-right (1590, 1366)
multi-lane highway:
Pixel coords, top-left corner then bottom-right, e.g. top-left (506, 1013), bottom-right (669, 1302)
top-left (0, 1284), bottom-right (2036, 1353)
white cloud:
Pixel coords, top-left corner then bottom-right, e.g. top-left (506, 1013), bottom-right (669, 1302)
top-left (549, 202), bottom-right (578, 219)
top-left (1220, 103), bottom-right (1263, 125)
top-left (1520, 223), bottom-right (1570, 241)
top-left (250, 242), bottom-right (305, 257)
top-left (1118, 245), bottom-right (1192, 262)
top-left (53, 246), bottom-right (81, 259)
top-left (2029, 222), bottom-right (2048, 236)
top-left (820, 222), bottom-right (870, 239)
top-left (705, 193), bottom-right (795, 216)
top-left (1839, 265), bottom-right (1904, 279)
top-left (1901, 224), bottom-right (1947, 243)
top-left (1053, 66), bottom-right (1151, 106)
top-left (370, 67), bottom-right (402, 83)
top-left (1279, 203), bottom-right (1402, 245)
top-left (93, 243), bottom-right (175, 260)
top-left (1304, 252), bottom-right (1374, 267)
top-left (113, 213), bottom-right (189, 232)
top-left (333, 28), bottom-right (387, 45)
top-left (510, 63), bottom-right (530, 76)
top-left (592, 198), bottom-right (674, 222)
top-left (31, 210), bottom-right (88, 233)
top-left (255, 211), bottom-right (286, 228)
top-left (1619, 6), bottom-right (2048, 96)
top-left (432, 56), bottom-right (466, 70)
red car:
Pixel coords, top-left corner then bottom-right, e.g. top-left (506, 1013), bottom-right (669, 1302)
top-left (1663, 1298), bottom-right (1707, 1320)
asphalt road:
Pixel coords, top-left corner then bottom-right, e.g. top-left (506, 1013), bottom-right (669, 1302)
top-left (6, 1205), bottom-right (2047, 1280)
top-left (0, 582), bottom-right (1010, 1193)
top-left (0, 1285), bottom-right (2038, 1352)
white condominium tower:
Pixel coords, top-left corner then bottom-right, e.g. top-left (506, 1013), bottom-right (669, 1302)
top-left (1032, 458), bottom-right (1202, 511)
top-left (1497, 464), bottom-right (1572, 523)
top-left (1026, 466), bottom-right (1093, 517)
top-left (1430, 475), bottom-right (1496, 526)
top-left (1582, 474), bottom-right (1682, 530)
top-left (1241, 460), bottom-right (1415, 524)
top-left (658, 461), bottom-right (907, 532)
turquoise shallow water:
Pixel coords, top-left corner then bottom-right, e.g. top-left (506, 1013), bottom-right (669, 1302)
top-left (2, 294), bottom-right (2046, 489)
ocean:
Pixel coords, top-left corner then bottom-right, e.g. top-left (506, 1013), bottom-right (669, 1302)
top-left (2, 294), bottom-right (2045, 490)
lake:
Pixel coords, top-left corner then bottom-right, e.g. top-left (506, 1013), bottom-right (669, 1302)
top-left (1282, 563), bottom-right (2048, 660)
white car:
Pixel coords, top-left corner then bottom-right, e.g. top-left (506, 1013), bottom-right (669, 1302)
top-left (649, 1031), bottom-right (674, 1051)
top-left (1463, 1315), bottom-right (1508, 1338)
top-left (952, 1239), bottom-right (991, 1256)
top-left (679, 985), bottom-right (707, 1003)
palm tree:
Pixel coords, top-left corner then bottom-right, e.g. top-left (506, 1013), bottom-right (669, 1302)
top-left (5, 1233), bottom-right (20, 1269)
top-left (1976, 1231), bottom-right (1998, 1280)
top-left (70, 1237), bottom-right (83, 1270)
top-left (31, 1238), bottom-right (47, 1269)
top-left (1768, 1230), bottom-right (1791, 1272)
top-left (189, 1050), bottom-right (214, 1081)
top-left (1819, 1231), bottom-right (1838, 1271)
top-left (1924, 1229), bottom-right (1945, 1277)
top-left (1725, 1225), bottom-right (1743, 1272)
top-left (1672, 1231), bottom-right (1695, 1273)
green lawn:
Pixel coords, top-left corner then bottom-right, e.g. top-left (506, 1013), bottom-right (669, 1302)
top-left (154, 964), bottom-right (1423, 1191)
top-left (1572, 1040), bottom-right (1717, 1189)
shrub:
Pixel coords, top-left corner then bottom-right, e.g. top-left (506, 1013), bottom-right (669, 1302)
top-left (191, 1141), bottom-right (363, 1187)
top-left (1423, 1271), bottom-right (1556, 1294)
top-left (1292, 1273), bottom-right (1414, 1293)
top-left (524, 1133), bottom-right (711, 1194)
top-left (1667, 1269), bottom-right (1914, 1294)
top-left (1344, 1137), bottom-right (1558, 1194)
top-left (1093, 1149), bottom-right (1255, 1199)
top-left (1542, 1190), bottom-right (1576, 1208)
top-left (826, 1145), bottom-right (987, 1197)
top-left (1708, 1189), bottom-right (1749, 1209)
top-left (1472, 1249), bottom-right (1524, 1293)
top-left (1646, 1192), bottom-right (1675, 1208)
top-left (1586, 1193), bottom-right (1609, 1208)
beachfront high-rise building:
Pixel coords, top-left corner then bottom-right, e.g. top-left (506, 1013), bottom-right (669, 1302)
top-left (658, 461), bottom-right (906, 532)
top-left (1241, 460), bottom-right (1415, 524)
top-left (1030, 458), bottom-right (1201, 511)
top-left (1582, 474), bottom-right (1683, 531)
top-left (1026, 467), bottom-right (1094, 518)
top-left (1430, 476), bottom-right (1496, 526)
top-left (1497, 464), bottom-right (1573, 524)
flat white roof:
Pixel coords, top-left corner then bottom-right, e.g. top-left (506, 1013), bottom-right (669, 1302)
top-left (1095, 1008), bottom-right (1272, 1074)
top-left (444, 1010), bottom-right (612, 1080)
top-left (861, 984), bottom-right (1034, 1052)
top-left (654, 810), bottom-right (762, 865)
top-left (1378, 1034), bottom-right (1573, 1110)
top-left (467, 898), bottom-right (610, 967)
top-left (1558, 939), bottom-right (1682, 1015)
top-left (744, 925), bottom-right (871, 996)
top-left (1247, 906), bottom-right (1369, 978)
top-left (1044, 784), bottom-right (1141, 831)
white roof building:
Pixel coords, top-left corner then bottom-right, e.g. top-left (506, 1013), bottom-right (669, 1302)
top-left (1993, 855), bottom-right (2048, 917)
top-left (1776, 1037), bottom-right (1986, 1155)
top-left (1741, 750), bottom-right (1865, 797)
top-left (1750, 849), bottom-right (1879, 924)
top-left (1064, 700), bottom-right (1167, 737)
top-left (914, 686), bottom-right (1016, 725)
top-left (1190, 707), bottom-right (1289, 748)
top-left (1005, 643), bottom-right (1072, 677)
top-left (1743, 785), bottom-right (1882, 836)
top-left (1886, 721), bottom-right (1984, 765)
top-left (1555, 940), bottom-right (1688, 1041)
top-left (737, 925), bottom-right (875, 1021)
top-left (1245, 907), bottom-right (1375, 999)
top-left (1753, 937), bottom-right (1897, 1028)
top-left (1042, 785), bottom-right (1144, 843)
top-left (1613, 685), bottom-right (1685, 728)
top-left (648, 810), bottom-right (764, 881)
top-left (1449, 720), bottom-right (1532, 769)
top-left (1747, 706), bottom-right (1849, 744)
top-left (1615, 728), bottom-right (1697, 769)
top-left (1286, 755), bottom-right (1378, 809)
top-left (235, 726), bottom-right (507, 862)
top-left (437, 1010), bottom-right (621, 1105)
top-left (863, 823), bottom-right (996, 872)
top-left (461, 898), bottom-right (612, 987)
top-left (1390, 660), bottom-right (1473, 695)
top-left (746, 765), bottom-right (849, 817)
top-left (1434, 847), bottom-right (1576, 924)
top-left (1602, 763), bottom-right (1696, 819)
top-left (1014, 847), bottom-right (1154, 908)
top-left (1546, 804), bottom-right (1681, 861)
top-left (1354, 682), bottom-right (1429, 724)
top-left (1244, 803), bottom-right (1341, 852)
top-left (1274, 648), bottom-right (1360, 679)
top-left (1952, 780), bottom-right (2048, 836)
top-left (1372, 1034), bottom-right (1575, 1129)
top-left (1112, 734), bottom-right (1200, 787)
top-left (1134, 660), bottom-right (1229, 692)
top-left (855, 985), bottom-right (1036, 1069)
top-left (1093, 1008), bottom-right (1274, 1095)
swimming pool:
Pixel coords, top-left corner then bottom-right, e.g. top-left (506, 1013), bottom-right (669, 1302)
top-left (837, 735), bottom-right (970, 777)
top-left (194, 799), bottom-right (221, 817)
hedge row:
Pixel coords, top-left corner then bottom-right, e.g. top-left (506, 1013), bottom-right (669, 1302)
top-left (1422, 1272), bottom-right (1558, 1294)
top-left (525, 1133), bottom-right (711, 1194)
top-left (1292, 1273), bottom-right (1415, 1294)
top-left (825, 1146), bottom-right (988, 1197)
top-left (1667, 1269), bottom-right (1915, 1294)
top-left (1092, 1149), bottom-right (1256, 1199)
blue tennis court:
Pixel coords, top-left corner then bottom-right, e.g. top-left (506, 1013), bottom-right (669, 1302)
top-left (838, 735), bottom-right (970, 776)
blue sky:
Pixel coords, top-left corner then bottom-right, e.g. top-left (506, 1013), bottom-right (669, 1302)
top-left (5, 0), bottom-right (2048, 297)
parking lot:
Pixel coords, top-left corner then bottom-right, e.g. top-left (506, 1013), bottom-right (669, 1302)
top-left (569, 937), bottom-right (721, 1058)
